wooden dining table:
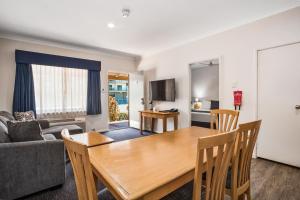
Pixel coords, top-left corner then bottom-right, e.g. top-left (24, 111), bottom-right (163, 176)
top-left (88, 126), bottom-right (219, 200)
top-left (70, 131), bottom-right (114, 147)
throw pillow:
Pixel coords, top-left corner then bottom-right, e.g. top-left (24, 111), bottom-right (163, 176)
top-left (14, 111), bottom-right (35, 121)
top-left (0, 121), bottom-right (10, 143)
top-left (7, 120), bottom-right (43, 142)
top-left (0, 115), bottom-right (10, 127)
top-left (0, 111), bottom-right (15, 120)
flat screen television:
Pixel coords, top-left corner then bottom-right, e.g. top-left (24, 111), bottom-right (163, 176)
top-left (150, 78), bottom-right (175, 101)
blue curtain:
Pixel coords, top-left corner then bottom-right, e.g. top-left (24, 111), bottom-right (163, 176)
top-left (15, 50), bottom-right (101, 71)
top-left (12, 63), bottom-right (36, 115)
top-left (14, 49), bottom-right (102, 116)
top-left (87, 70), bottom-right (101, 115)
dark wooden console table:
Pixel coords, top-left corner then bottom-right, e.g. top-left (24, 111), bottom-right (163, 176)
top-left (139, 110), bottom-right (180, 134)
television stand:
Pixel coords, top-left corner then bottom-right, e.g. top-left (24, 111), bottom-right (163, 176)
top-left (139, 110), bottom-right (180, 135)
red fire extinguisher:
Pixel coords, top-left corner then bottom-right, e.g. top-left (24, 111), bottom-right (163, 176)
top-left (233, 90), bottom-right (242, 110)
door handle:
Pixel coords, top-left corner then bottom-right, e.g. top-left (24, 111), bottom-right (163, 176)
top-left (295, 105), bottom-right (300, 109)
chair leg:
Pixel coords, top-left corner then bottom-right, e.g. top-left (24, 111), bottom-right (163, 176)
top-left (93, 173), bottom-right (98, 189)
top-left (246, 188), bottom-right (251, 200)
top-left (231, 192), bottom-right (238, 200)
top-left (238, 194), bottom-right (245, 200)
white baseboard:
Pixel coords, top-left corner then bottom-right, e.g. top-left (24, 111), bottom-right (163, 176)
top-left (96, 128), bottom-right (109, 133)
top-left (109, 120), bottom-right (129, 124)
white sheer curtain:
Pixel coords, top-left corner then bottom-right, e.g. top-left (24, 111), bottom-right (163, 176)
top-left (32, 64), bottom-right (87, 117)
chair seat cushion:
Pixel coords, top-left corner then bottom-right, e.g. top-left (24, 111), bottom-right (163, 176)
top-left (162, 181), bottom-right (206, 200)
top-left (42, 125), bottom-right (83, 139)
top-left (98, 188), bottom-right (115, 200)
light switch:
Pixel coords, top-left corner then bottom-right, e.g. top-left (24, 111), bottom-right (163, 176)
top-left (232, 81), bottom-right (238, 89)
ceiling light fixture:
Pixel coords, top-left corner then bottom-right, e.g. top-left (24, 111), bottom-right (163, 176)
top-left (107, 22), bottom-right (115, 28)
top-left (122, 8), bottom-right (130, 18)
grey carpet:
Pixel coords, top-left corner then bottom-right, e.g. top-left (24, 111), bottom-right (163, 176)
top-left (18, 164), bottom-right (77, 200)
top-left (108, 122), bottom-right (129, 131)
top-left (18, 128), bottom-right (300, 200)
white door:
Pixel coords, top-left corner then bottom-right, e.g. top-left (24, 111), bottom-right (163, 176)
top-left (129, 72), bottom-right (144, 129)
top-left (257, 42), bottom-right (300, 167)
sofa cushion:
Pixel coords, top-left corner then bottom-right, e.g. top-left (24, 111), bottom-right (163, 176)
top-left (0, 116), bottom-right (10, 128)
top-left (37, 119), bottom-right (50, 129)
top-left (0, 121), bottom-right (10, 143)
top-left (42, 125), bottom-right (83, 139)
top-left (0, 111), bottom-right (15, 121)
top-left (0, 113), bottom-right (11, 143)
top-left (7, 121), bottom-right (43, 142)
top-left (14, 111), bottom-right (35, 121)
top-left (42, 134), bottom-right (57, 141)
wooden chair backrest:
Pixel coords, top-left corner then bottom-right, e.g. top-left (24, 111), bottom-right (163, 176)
top-left (232, 120), bottom-right (261, 189)
top-left (61, 129), bottom-right (97, 200)
top-left (210, 109), bottom-right (239, 132)
top-left (193, 130), bottom-right (237, 200)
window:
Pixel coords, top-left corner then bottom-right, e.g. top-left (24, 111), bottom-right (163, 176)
top-left (32, 64), bottom-right (88, 115)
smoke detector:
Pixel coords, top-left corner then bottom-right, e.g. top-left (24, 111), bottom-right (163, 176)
top-left (122, 8), bottom-right (130, 18)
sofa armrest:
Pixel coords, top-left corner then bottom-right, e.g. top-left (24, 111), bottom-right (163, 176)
top-left (0, 140), bottom-right (65, 199)
top-left (37, 119), bottom-right (50, 129)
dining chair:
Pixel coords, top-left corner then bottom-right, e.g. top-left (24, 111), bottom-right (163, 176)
top-left (226, 120), bottom-right (262, 200)
top-left (193, 130), bottom-right (237, 200)
top-left (163, 130), bottom-right (237, 200)
top-left (210, 109), bottom-right (239, 132)
top-left (61, 129), bottom-right (114, 200)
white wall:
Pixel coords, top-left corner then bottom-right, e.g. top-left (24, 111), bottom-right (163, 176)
top-left (138, 7), bottom-right (300, 131)
top-left (191, 64), bottom-right (219, 101)
top-left (0, 38), bottom-right (137, 131)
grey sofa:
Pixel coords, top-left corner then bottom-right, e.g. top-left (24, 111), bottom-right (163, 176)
top-left (0, 111), bottom-right (83, 200)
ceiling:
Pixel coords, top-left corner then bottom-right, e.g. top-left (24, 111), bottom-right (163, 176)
top-left (0, 0), bottom-right (299, 56)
